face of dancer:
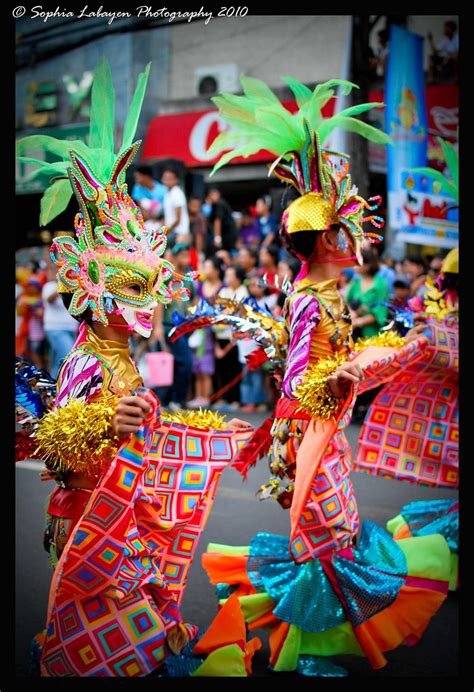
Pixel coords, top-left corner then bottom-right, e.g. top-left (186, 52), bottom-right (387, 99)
top-left (313, 226), bottom-right (359, 267)
top-left (113, 282), bottom-right (159, 338)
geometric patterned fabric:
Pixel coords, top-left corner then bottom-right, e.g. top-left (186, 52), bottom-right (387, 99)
top-left (40, 402), bottom-right (252, 677)
top-left (271, 419), bottom-right (359, 563)
top-left (354, 317), bottom-right (458, 488)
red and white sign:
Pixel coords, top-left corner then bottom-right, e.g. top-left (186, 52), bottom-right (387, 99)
top-left (142, 99), bottom-right (335, 168)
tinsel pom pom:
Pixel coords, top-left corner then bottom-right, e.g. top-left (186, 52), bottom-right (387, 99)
top-left (162, 408), bottom-right (227, 430)
top-left (294, 353), bottom-right (347, 420)
top-left (35, 397), bottom-right (120, 474)
top-left (353, 331), bottom-right (407, 351)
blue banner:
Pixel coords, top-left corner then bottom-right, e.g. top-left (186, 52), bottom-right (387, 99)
top-left (385, 25), bottom-right (428, 231)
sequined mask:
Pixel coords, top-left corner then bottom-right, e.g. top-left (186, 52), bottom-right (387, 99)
top-left (51, 144), bottom-right (198, 326)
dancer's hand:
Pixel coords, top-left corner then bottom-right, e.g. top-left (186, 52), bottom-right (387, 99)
top-left (405, 323), bottom-right (428, 342)
top-left (227, 418), bottom-right (254, 430)
top-left (327, 362), bottom-right (365, 398)
top-left (112, 395), bottom-right (152, 438)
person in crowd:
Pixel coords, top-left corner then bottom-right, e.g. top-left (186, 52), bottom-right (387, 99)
top-left (338, 266), bottom-right (355, 302)
top-left (131, 164), bottom-right (167, 223)
top-left (212, 265), bottom-right (249, 410)
top-left (401, 255), bottom-right (427, 295)
top-left (161, 166), bottom-right (190, 245)
top-left (188, 196), bottom-right (208, 259)
top-left (415, 253), bottom-right (446, 298)
top-left (215, 248), bottom-right (233, 268)
top-left (152, 243), bottom-right (195, 409)
top-left (187, 257), bottom-right (224, 409)
top-left (256, 195), bottom-right (278, 247)
top-left (236, 246), bottom-right (259, 277)
top-left (428, 20), bottom-right (459, 83)
top-left (208, 186), bottom-right (238, 252)
top-left (42, 264), bottom-right (79, 378)
top-left (373, 246), bottom-right (397, 296)
top-left (16, 274), bottom-right (46, 368)
top-left (392, 278), bottom-right (411, 307)
top-left (346, 247), bottom-right (389, 340)
top-left (370, 28), bottom-right (390, 80)
top-left (237, 208), bottom-right (262, 248)
top-left (274, 256), bottom-right (301, 314)
top-left (258, 244), bottom-right (280, 294)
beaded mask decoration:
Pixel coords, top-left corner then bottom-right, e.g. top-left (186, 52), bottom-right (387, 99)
top-left (50, 145), bottom-right (197, 326)
top-left (208, 76), bottom-right (392, 264)
top-left (17, 58), bottom-right (198, 331)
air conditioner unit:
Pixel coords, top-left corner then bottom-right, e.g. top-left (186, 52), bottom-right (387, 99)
top-left (194, 64), bottom-right (239, 97)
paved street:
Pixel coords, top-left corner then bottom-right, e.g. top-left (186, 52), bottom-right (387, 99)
top-left (16, 415), bottom-right (458, 677)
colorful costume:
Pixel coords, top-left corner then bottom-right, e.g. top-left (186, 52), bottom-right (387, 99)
top-left (195, 76), bottom-right (452, 675)
top-left (16, 59), bottom-right (257, 677)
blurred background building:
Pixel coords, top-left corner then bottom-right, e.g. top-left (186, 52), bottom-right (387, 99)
top-left (15, 13), bottom-right (458, 258)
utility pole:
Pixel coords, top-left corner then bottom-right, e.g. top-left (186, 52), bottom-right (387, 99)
top-left (348, 15), bottom-right (370, 200)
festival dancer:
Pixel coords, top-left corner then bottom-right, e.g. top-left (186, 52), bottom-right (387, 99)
top-left (15, 59), bottom-right (258, 678)
top-left (196, 76), bottom-right (452, 676)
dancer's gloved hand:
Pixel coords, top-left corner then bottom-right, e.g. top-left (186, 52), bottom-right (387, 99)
top-left (112, 395), bottom-right (153, 438)
top-left (327, 362), bottom-right (365, 398)
top-left (405, 323), bottom-right (428, 341)
top-left (227, 418), bottom-right (254, 430)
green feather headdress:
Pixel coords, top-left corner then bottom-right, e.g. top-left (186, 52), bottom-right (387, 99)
top-left (209, 76), bottom-right (392, 255)
top-left (16, 57), bottom-right (151, 226)
top-left (16, 59), bottom-right (197, 325)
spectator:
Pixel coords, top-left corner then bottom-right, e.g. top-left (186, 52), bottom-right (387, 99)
top-left (338, 267), bottom-right (355, 302)
top-left (187, 257), bottom-right (224, 409)
top-left (42, 265), bottom-right (79, 378)
top-left (131, 165), bottom-right (166, 223)
top-left (212, 266), bottom-right (249, 409)
top-left (16, 275), bottom-right (46, 368)
top-left (392, 278), bottom-right (411, 307)
top-left (258, 244), bottom-right (280, 293)
top-left (373, 247), bottom-right (397, 296)
top-left (238, 208), bottom-right (262, 249)
top-left (188, 196), bottom-right (208, 259)
top-left (347, 248), bottom-right (389, 339)
top-left (215, 249), bottom-right (233, 269)
top-left (371, 28), bottom-right (389, 80)
top-left (275, 256), bottom-right (301, 313)
top-left (256, 196), bottom-right (278, 247)
top-left (416, 253), bottom-right (445, 298)
top-left (152, 243), bottom-right (194, 409)
top-left (161, 166), bottom-right (190, 245)
top-left (403, 255), bottom-right (428, 295)
top-left (428, 20), bottom-right (459, 83)
top-left (208, 186), bottom-right (238, 252)
top-left (236, 246), bottom-right (258, 276)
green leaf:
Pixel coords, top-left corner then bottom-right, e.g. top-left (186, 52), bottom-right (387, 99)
top-left (16, 135), bottom-right (72, 158)
top-left (40, 179), bottom-right (73, 226)
top-left (437, 136), bottom-right (458, 192)
top-left (88, 57), bottom-right (116, 176)
top-left (121, 62), bottom-right (151, 151)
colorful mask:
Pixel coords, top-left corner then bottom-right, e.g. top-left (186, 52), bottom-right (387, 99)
top-left (17, 58), bottom-right (198, 333)
top-left (208, 76), bottom-right (392, 264)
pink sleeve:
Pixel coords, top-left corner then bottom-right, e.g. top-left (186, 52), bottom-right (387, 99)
top-left (281, 293), bottom-right (321, 398)
top-left (55, 352), bottom-right (104, 407)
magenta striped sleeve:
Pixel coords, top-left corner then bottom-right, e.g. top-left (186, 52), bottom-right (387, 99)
top-left (281, 293), bottom-right (321, 399)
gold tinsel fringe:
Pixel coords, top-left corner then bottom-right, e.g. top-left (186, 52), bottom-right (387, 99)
top-left (35, 397), bottom-right (120, 474)
top-left (353, 331), bottom-right (407, 351)
top-left (295, 352), bottom-right (347, 421)
top-left (161, 407), bottom-right (227, 430)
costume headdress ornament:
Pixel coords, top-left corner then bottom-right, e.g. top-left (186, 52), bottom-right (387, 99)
top-left (17, 58), bottom-right (198, 325)
top-left (208, 76), bottom-right (392, 261)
